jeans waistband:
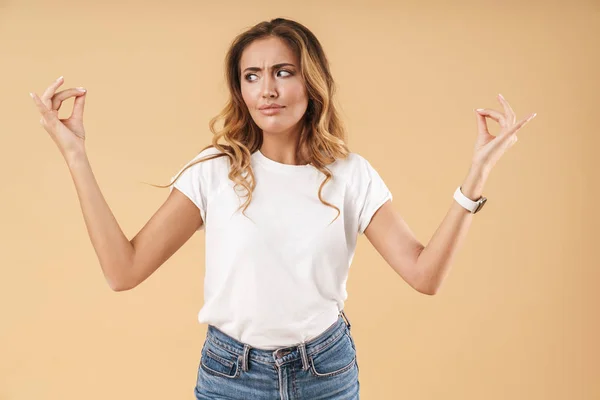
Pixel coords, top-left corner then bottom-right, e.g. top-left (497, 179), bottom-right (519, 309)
top-left (205, 309), bottom-right (352, 372)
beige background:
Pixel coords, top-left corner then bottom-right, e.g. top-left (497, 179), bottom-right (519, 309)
top-left (1, 0), bottom-right (598, 399)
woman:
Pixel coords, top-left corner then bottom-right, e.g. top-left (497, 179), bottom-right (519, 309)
top-left (30, 17), bottom-right (536, 400)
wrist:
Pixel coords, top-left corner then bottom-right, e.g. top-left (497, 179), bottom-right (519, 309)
top-left (65, 150), bottom-right (88, 168)
top-left (461, 166), bottom-right (489, 200)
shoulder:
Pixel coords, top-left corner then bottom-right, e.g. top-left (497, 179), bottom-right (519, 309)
top-left (172, 146), bottom-right (230, 185)
top-left (190, 146), bottom-right (227, 162)
top-left (329, 152), bottom-right (371, 179)
top-left (317, 152), bottom-right (369, 193)
top-left (329, 151), bottom-right (390, 195)
top-left (185, 146), bottom-right (230, 171)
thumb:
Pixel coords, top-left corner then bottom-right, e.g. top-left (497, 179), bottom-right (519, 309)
top-left (71, 90), bottom-right (86, 120)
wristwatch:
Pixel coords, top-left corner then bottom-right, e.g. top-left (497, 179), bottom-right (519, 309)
top-left (453, 186), bottom-right (487, 214)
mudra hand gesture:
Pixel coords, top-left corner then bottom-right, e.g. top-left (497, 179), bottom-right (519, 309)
top-left (30, 76), bottom-right (88, 159)
top-left (472, 94), bottom-right (537, 172)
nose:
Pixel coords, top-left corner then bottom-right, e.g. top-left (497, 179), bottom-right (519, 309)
top-left (261, 75), bottom-right (277, 98)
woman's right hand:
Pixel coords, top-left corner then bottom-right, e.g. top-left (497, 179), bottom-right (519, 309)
top-left (30, 76), bottom-right (88, 159)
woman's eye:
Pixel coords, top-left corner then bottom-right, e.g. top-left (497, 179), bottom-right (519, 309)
top-left (244, 70), bottom-right (293, 81)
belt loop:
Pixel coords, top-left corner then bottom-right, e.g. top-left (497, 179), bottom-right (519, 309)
top-left (340, 309), bottom-right (351, 330)
top-left (242, 344), bottom-right (251, 372)
top-left (298, 342), bottom-right (310, 371)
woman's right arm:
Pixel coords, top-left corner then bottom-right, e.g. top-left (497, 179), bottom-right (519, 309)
top-left (31, 77), bottom-right (202, 291)
top-left (66, 152), bottom-right (202, 291)
top-left (66, 152), bottom-right (135, 290)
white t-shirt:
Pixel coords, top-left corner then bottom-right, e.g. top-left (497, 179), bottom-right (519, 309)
top-left (170, 146), bottom-right (392, 349)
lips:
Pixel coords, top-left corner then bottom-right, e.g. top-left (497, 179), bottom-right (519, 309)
top-left (259, 106), bottom-right (284, 115)
top-left (259, 104), bottom-right (284, 110)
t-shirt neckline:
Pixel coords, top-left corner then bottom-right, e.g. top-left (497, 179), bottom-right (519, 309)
top-left (254, 149), bottom-right (313, 172)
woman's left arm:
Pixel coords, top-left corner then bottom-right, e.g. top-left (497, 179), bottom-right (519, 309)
top-left (364, 166), bottom-right (487, 295)
top-left (365, 94), bottom-right (537, 295)
top-left (413, 165), bottom-right (488, 295)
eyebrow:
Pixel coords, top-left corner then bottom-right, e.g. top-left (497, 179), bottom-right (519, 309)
top-left (242, 63), bottom-right (296, 74)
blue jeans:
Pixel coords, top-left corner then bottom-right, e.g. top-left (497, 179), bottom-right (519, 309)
top-left (194, 310), bottom-right (360, 399)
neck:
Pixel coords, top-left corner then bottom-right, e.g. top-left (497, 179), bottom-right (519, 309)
top-left (260, 125), bottom-right (308, 166)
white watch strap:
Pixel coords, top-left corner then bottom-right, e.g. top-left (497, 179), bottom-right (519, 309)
top-left (453, 186), bottom-right (480, 213)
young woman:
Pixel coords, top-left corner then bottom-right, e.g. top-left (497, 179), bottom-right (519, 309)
top-left (30, 17), bottom-right (536, 400)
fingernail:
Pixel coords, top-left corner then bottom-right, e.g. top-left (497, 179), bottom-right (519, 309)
top-left (76, 87), bottom-right (86, 92)
top-left (56, 76), bottom-right (63, 81)
top-left (498, 93), bottom-right (504, 100)
top-left (29, 92), bottom-right (34, 98)
top-left (476, 108), bottom-right (484, 112)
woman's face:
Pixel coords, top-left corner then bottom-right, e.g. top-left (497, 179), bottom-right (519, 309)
top-left (239, 36), bottom-right (309, 137)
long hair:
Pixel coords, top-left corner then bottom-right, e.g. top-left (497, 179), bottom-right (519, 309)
top-left (151, 18), bottom-right (350, 223)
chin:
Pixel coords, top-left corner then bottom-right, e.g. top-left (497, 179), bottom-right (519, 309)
top-left (256, 120), bottom-right (296, 133)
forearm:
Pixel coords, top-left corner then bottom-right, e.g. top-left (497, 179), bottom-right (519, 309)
top-left (66, 152), bottom-right (135, 291)
top-left (417, 165), bottom-right (489, 294)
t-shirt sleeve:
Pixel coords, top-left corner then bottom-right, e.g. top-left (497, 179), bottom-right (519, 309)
top-left (353, 156), bottom-right (393, 235)
top-left (169, 151), bottom-right (210, 232)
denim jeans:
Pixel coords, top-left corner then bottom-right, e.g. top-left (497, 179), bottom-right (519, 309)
top-left (194, 310), bottom-right (360, 399)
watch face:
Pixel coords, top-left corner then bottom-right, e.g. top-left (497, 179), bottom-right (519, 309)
top-left (474, 197), bottom-right (487, 213)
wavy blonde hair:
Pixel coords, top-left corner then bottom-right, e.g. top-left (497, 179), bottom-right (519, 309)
top-left (153, 18), bottom-right (350, 223)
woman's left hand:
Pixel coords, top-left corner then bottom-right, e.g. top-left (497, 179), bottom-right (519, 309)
top-left (471, 94), bottom-right (537, 172)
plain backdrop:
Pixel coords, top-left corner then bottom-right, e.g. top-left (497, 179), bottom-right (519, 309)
top-left (1, 0), bottom-right (598, 399)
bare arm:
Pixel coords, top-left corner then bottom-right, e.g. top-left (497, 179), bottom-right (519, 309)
top-left (66, 152), bottom-right (202, 291)
top-left (66, 153), bottom-right (134, 291)
top-left (414, 166), bottom-right (488, 295)
top-left (31, 78), bottom-right (201, 291)
top-left (364, 166), bottom-right (488, 295)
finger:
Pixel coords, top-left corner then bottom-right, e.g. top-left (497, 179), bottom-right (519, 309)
top-left (70, 90), bottom-right (87, 120)
top-left (475, 110), bottom-right (490, 135)
top-left (506, 113), bottom-right (537, 135)
top-left (51, 88), bottom-right (87, 111)
top-left (475, 108), bottom-right (505, 124)
top-left (497, 94), bottom-right (516, 124)
top-left (41, 76), bottom-right (65, 109)
top-left (31, 92), bottom-right (59, 129)
top-left (30, 92), bottom-right (52, 117)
